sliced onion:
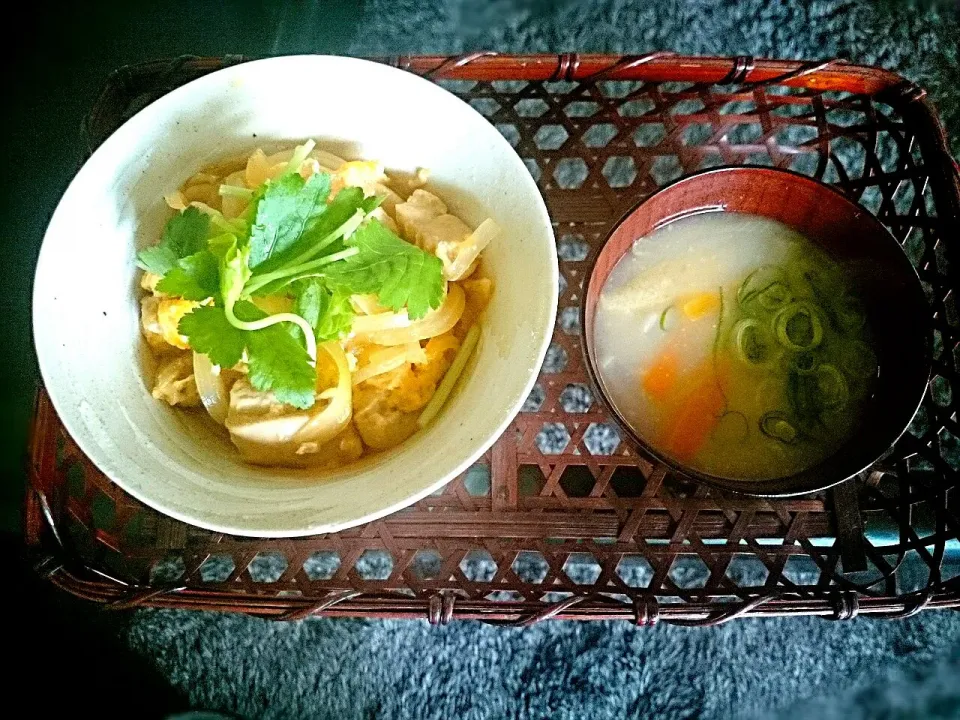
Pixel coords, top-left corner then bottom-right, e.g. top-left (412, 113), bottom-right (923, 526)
top-left (351, 293), bottom-right (389, 315)
top-left (220, 170), bottom-right (250, 219)
top-left (193, 352), bottom-right (229, 425)
top-left (351, 346), bottom-right (410, 385)
top-left (294, 341), bottom-right (352, 444)
top-left (358, 284), bottom-right (465, 346)
top-left (406, 342), bottom-right (428, 365)
top-left (245, 149), bottom-right (272, 187)
top-left (313, 149), bottom-right (348, 170)
top-left (165, 191), bottom-right (186, 210)
top-left (437, 218), bottom-right (499, 281)
top-left (351, 309), bottom-right (412, 334)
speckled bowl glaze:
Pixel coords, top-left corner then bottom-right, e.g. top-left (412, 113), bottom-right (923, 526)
top-left (33, 55), bottom-right (558, 537)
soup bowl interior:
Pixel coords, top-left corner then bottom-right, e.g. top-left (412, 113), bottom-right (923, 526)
top-left (33, 55), bottom-right (558, 536)
top-left (583, 167), bottom-right (930, 497)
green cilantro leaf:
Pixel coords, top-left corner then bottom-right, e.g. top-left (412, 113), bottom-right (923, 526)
top-left (248, 173), bottom-right (332, 270)
top-left (178, 300), bottom-right (316, 409)
top-left (293, 279), bottom-right (355, 342)
top-left (155, 251), bottom-right (220, 301)
top-left (216, 236), bottom-right (252, 313)
top-left (245, 318), bottom-right (316, 409)
top-left (177, 305), bottom-right (246, 369)
top-left (136, 207), bottom-right (210, 275)
top-left (250, 186), bottom-right (369, 281)
top-left (323, 219), bottom-right (444, 319)
top-left (315, 286), bottom-right (355, 341)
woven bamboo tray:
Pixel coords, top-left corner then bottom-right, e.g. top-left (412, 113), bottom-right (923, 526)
top-left (26, 53), bottom-right (960, 625)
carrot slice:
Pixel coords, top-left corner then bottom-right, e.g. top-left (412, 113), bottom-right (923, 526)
top-left (682, 292), bottom-right (721, 321)
top-left (641, 348), bottom-right (679, 400)
top-left (660, 360), bottom-right (728, 460)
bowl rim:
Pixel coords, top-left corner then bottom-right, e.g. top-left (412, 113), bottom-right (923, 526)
top-left (580, 164), bottom-right (932, 498)
top-left (32, 54), bottom-right (559, 536)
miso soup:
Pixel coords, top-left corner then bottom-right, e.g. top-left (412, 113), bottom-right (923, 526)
top-left (592, 212), bottom-right (877, 480)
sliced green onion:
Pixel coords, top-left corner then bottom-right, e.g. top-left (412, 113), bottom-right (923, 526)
top-left (738, 265), bottom-right (787, 307)
top-left (815, 364), bottom-right (849, 408)
top-left (659, 305), bottom-right (677, 332)
top-left (836, 297), bottom-right (867, 332)
top-left (714, 411), bottom-right (750, 444)
top-left (786, 371), bottom-right (816, 433)
top-left (417, 325), bottom-right (480, 428)
top-left (790, 261), bottom-right (843, 301)
top-left (219, 184), bottom-right (255, 199)
top-left (758, 282), bottom-right (792, 310)
top-left (284, 139), bottom-right (316, 175)
top-left (840, 341), bottom-right (878, 379)
top-left (774, 302), bottom-right (824, 351)
top-left (760, 411), bottom-right (799, 444)
top-left (734, 318), bottom-right (774, 366)
top-left (791, 352), bottom-right (818, 375)
top-left (754, 378), bottom-right (782, 409)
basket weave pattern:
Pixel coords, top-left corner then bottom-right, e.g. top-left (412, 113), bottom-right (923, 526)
top-left (26, 54), bottom-right (960, 625)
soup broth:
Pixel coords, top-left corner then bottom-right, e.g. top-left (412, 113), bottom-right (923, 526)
top-left (593, 212), bottom-right (877, 480)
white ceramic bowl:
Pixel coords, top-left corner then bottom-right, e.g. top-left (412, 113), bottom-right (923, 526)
top-left (33, 55), bottom-right (557, 537)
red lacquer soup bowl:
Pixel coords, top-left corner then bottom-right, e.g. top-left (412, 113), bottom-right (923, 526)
top-left (582, 167), bottom-right (931, 497)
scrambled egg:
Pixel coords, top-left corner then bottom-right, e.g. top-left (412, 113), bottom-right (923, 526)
top-left (140, 296), bottom-right (173, 353)
top-left (456, 278), bottom-right (494, 340)
top-left (140, 272), bottom-right (163, 294)
top-left (152, 353), bottom-right (201, 407)
top-left (156, 298), bottom-right (201, 350)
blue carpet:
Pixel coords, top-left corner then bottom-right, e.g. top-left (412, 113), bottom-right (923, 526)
top-left (123, 610), bottom-right (960, 719)
top-left (15, 1), bottom-right (960, 718)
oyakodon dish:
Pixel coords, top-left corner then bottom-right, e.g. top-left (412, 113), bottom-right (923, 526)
top-left (139, 141), bottom-right (497, 468)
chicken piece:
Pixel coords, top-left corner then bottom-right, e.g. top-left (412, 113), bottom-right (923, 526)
top-left (156, 298), bottom-right (201, 350)
top-left (152, 353), bottom-right (201, 407)
top-left (141, 296), bottom-right (175, 353)
top-left (225, 377), bottom-right (362, 467)
top-left (419, 214), bottom-right (473, 255)
top-left (394, 189), bottom-right (447, 248)
top-left (352, 382), bottom-right (420, 450)
top-left (305, 422), bottom-right (364, 470)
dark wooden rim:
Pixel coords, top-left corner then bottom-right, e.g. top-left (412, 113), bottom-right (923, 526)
top-left (581, 165), bottom-right (933, 498)
top-left (33, 52), bottom-right (960, 625)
